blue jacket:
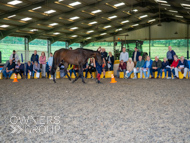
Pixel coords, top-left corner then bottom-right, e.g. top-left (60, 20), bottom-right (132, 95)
top-left (162, 61), bottom-right (170, 69)
top-left (27, 64), bottom-right (33, 71)
top-left (132, 51), bottom-right (141, 62)
top-left (143, 60), bottom-right (153, 68)
top-left (167, 50), bottom-right (176, 60)
top-left (31, 54), bottom-right (39, 63)
top-left (177, 59), bottom-right (189, 68)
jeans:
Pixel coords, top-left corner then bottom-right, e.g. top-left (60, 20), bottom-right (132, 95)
top-left (60, 70), bottom-right (65, 78)
top-left (32, 70), bottom-right (41, 77)
top-left (171, 68), bottom-right (175, 77)
top-left (117, 69), bottom-right (126, 78)
top-left (160, 68), bottom-right (171, 77)
top-left (126, 71), bottom-right (133, 78)
top-left (3, 70), bottom-right (14, 78)
top-left (143, 68), bottom-right (151, 78)
top-left (69, 69), bottom-right (76, 77)
top-left (175, 67), bottom-right (189, 78)
top-left (151, 68), bottom-right (161, 77)
top-left (133, 68), bottom-right (143, 78)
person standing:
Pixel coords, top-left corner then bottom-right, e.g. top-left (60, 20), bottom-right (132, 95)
top-left (9, 50), bottom-right (19, 64)
top-left (132, 47), bottom-right (141, 66)
top-left (167, 46), bottom-right (176, 65)
top-left (31, 50), bottom-right (39, 64)
top-left (107, 52), bottom-right (114, 71)
top-left (119, 47), bottom-right (129, 64)
top-left (39, 52), bottom-right (46, 78)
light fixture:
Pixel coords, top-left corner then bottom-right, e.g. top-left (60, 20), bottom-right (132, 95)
top-left (181, 3), bottom-right (190, 7)
top-left (69, 1), bottom-right (81, 6)
top-left (114, 2), bottom-right (125, 7)
top-left (21, 17), bottom-right (32, 21)
top-left (86, 37), bottom-right (91, 39)
top-left (161, 4), bottom-right (170, 6)
top-left (133, 9), bottom-right (138, 12)
top-left (139, 15), bottom-right (148, 18)
top-left (58, 0), bottom-right (64, 2)
top-left (8, 0), bottom-right (22, 5)
top-left (126, 34), bottom-right (129, 36)
top-left (70, 27), bottom-right (78, 30)
top-left (116, 28), bottom-right (122, 31)
top-left (0, 25), bottom-right (9, 28)
top-left (108, 15), bottom-right (117, 19)
top-left (8, 15), bottom-right (16, 18)
top-left (49, 23), bottom-right (58, 26)
top-left (168, 10), bottom-right (178, 13)
top-left (154, 0), bottom-right (167, 3)
top-left (30, 29), bottom-right (38, 32)
top-left (148, 19), bottom-right (156, 22)
top-left (132, 24), bottom-right (139, 27)
top-left (32, 6), bottom-right (42, 11)
top-left (174, 31), bottom-right (178, 34)
top-left (87, 30), bottom-right (94, 33)
top-left (44, 10), bottom-right (56, 14)
top-left (175, 15), bottom-right (183, 18)
top-left (121, 20), bottom-right (129, 24)
top-left (91, 10), bottom-right (102, 14)
top-left (54, 32), bottom-right (60, 35)
top-left (72, 35), bottom-right (77, 37)
top-left (70, 16), bottom-right (80, 20)
top-left (100, 33), bottom-right (107, 35)
top-left (89, 21), bottom-right (97, 25)
top-left (104, 25), bottom-right (111, 28)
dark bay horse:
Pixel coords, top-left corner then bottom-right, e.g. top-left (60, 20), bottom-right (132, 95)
top-left (51, 48), bottom-right (102, 83)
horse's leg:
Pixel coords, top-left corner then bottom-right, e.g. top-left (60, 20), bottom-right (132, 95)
top-left (72, 71), bottom-right (80, 83)
top-left (79, 64), bottom-right (85, 83)
top-left (64, 62), bottom-right (71, 81)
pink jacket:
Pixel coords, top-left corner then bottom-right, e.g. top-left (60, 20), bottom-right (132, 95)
top-left (39, 56), bottom-right (46, 64)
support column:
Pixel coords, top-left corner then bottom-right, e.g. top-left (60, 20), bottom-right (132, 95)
top-left (24, 37), bottom-right (29, 62)
top-left (187, 24), bottom-right (189, 59)
top-left (149, 25), bottom-right (151, 57)
top-left (47, 39), bottom-right (51, 57)
top-left (65, 42), bottom-right (69, 49)
top-left (113, 36), bottom-right (116, 58)
top-left (80, 42), bottom-right (84, 48)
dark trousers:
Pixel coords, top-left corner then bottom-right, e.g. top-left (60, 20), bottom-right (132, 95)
top-left (168, 59), bottom-right (173, 65)
top-left (151, 68), bottom-right (161, 77)
top-left (15, 69), bottom-right (24, 77)
top-left (86, 67), bottom-right (96, 77)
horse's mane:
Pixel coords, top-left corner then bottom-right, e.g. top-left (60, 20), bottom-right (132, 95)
top-left (82, 48), bottom-right (98, 53)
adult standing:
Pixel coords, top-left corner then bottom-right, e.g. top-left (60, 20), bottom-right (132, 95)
top-left (132, 47), bottom-right (141, 66)
top-left (31, 50), bottom-right (39, 64)
top-left (39, 52), bottom-right (46, 78)
top-left (9, 50), bottom-right (19, 64)
top-left (167, 46), bottom-right (176, 65)
top-left (119, 47), bottom-right (129, 65)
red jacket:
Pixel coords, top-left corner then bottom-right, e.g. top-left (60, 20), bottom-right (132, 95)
top-left (118, 63), bottom-right (126, 70)
top-left (171, 59), bottom-right (179, 68)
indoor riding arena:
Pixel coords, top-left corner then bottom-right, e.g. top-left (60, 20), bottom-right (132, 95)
top-left (0, 0), bottom-right (190, 142)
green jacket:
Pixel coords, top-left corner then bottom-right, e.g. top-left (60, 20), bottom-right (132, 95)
top-left (152, 60), bottom-right (162, 68)
top-left (136, 60), bottom-right (145, 68)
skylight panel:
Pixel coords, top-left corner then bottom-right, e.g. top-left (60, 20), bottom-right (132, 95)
top-left (108, 15), bottom-right (117, 19)
top-left (114, 2), bottom-right (125, 7)
top-left (70, 27), bottom-right (78, 30)
top-left (69, 1), bottom-right (81, 6)
top-left (21, 17), bottom-right (32, 21)
top-left (49, 23), bottom-right (58, 26)
top-left (70, 16), bottom-right (80, 20)
top-left (139, 15), bottom-right (148, 18)
top-left (8, 0), bottom-right (22, 5)
top-left (91, 10), bottom-right (102, 14)
top-left (32, 6), bottom-right (42, 11)
top-left (0, 25), bottom-right (9, 28)
top-left (89, 21), bottom-right (97, 25)
top-left (54, 32), bottom-right (60, 35)
top-left (121, 20), bottom-right (129, 24)
top-left (100, 33), bottom-right (107, 35)
top-left (8, 15), bottom-right (16, 18)
top-left (44, 10), bottom-right (56, 14)
top-left (104, 25), bottom-right (111, 28)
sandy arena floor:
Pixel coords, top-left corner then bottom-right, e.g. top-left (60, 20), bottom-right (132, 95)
top-left (0, 78), bottom-right (190, 143)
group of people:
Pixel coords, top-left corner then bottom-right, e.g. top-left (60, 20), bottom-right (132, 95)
top-left (2, 46), bottom-right (189, 81)
top-left (117, 46), bottom-right (189, 79)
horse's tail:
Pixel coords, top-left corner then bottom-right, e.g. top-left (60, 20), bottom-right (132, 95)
top-left (51, 54), bottom-right (56, 83)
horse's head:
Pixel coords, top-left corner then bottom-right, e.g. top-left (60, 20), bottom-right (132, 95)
top-left (94, 52), bottom-right (102, 65)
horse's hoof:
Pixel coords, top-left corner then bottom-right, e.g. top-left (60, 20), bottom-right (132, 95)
top-left (53, 80), bottom-right (56, 83)
top-left (69, 78), bottom-right (71, 81)
top-left (82, 81), bottom-right (86, 84)
top-left (72, 80), bottom-right (76, 83)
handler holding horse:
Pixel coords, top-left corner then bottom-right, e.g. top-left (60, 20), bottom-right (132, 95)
top-left (51, 48), bottom-right (102, 83)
